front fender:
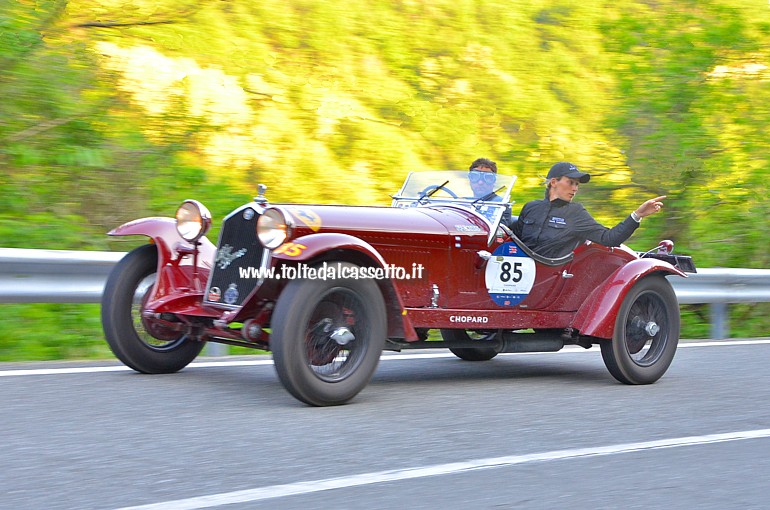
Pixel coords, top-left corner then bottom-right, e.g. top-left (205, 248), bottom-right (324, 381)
top-left (271, 232), bottom-right (419, 341)
top-left (572, 258), bottom-right (685, 339)
top-left (272, 232), bottom-right (389, 267)
top-left (108, 217), bottom-right (216, 267)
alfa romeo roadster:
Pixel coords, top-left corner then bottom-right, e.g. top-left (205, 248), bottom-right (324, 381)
top-left (101, 170), bottom-right (695, 406)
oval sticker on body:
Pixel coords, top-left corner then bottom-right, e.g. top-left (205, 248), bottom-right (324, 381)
top-left (485, 242), bottom-right (536, 306)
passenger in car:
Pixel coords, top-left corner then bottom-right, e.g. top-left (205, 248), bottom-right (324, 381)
top-left (510, 162), bottom-right (666, 258)
top-left (467, 157), bottom-right (503, 201)
top-left (467, 158), bottom-right (514, 225)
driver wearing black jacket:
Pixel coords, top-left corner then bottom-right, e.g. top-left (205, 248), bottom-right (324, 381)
top-left (511, 162), bottom-right (666, 259)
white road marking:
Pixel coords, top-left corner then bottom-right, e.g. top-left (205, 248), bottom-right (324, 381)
top-left (114, 428), bottom-right (770, 510)
top-left (1, 339), bottom-right (768, 377)
top-left (0, 360), bottom-right (271, 377)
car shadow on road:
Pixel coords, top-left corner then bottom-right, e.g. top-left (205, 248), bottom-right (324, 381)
top-left (371, 354), bottom-right (613, 386)
top-left (107, 352), bottom-right (615, 408)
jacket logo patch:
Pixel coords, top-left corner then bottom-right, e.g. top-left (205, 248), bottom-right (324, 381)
top-left (549, 216), bottom-right (566, 225)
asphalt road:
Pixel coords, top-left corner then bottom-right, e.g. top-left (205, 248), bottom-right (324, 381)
top-left (3, 339), bottom-right (770, 510)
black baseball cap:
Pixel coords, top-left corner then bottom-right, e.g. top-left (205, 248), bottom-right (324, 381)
top-left (547, 162), bottom-right (590, 183)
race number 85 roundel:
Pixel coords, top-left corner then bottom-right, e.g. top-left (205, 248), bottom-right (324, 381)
top-left (484, 242), bottom-right (536, 306)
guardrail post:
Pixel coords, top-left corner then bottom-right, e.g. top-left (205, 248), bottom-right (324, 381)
top-left (709, 303), bottom-right (728, 340)
top-left (205, 342), bottom-right (228, 357)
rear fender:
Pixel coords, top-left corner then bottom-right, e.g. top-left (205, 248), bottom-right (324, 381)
top-left (572, 258), bottom-right (685, 339)
top-left (271, 233), bottom-right (418, 341)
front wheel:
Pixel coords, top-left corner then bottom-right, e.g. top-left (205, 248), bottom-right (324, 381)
top-left (440, 329), bottom-right (499, 361)
top-left (270, 263), bottom-right (387, 406)
top-left (600, 275), bottom-right (680, 385)
top-left (101, 244), bottom-right (204, 373)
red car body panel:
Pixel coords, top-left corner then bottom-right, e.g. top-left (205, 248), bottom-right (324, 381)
top-left (276, 204), bottom-right (485, 308)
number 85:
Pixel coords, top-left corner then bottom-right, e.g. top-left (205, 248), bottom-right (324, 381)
top-left (500, 261), bottom-right (523, 283)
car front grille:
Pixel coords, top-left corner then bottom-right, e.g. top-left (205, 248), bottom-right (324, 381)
top-left (204, 205), bottom-right (266, 308)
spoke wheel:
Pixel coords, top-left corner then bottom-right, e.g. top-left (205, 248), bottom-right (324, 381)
top-left (101, 244), bottom-right (204, 373)
top-left (271, 263), bottom-right (386, 406)
top-left (441, 329), bottom-right (499, 361)
top-left (601, 275), bottom-right (679, 385)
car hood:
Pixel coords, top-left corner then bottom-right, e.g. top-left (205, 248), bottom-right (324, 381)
top-left (278, 204), bottom-right (490, 239)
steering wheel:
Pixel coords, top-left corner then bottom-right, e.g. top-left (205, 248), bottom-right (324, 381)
top-left (418, 184), bottom-right (459, 199)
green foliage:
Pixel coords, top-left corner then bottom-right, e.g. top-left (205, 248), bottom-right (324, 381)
top-left (1, 0), bottom-right (769, 360)
top-left (680, 303), bottom-right (770, 340)
top-left (0, 304), bottom-right (111, 361)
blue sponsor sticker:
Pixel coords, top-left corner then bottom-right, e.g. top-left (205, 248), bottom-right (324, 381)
top-left (224, 283), bottom-right (239, 305)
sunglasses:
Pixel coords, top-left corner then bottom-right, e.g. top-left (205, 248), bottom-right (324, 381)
top-left (469, 169), bottom-right (497, 185)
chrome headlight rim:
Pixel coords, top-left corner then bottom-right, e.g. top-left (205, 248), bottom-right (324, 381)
top-left (175, 199), bottom-right (212, 243)
top-left (257, 207), bottom-right (293, 249)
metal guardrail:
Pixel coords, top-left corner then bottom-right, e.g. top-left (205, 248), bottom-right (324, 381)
top-left (1, 248), bottom-right (769, 339)
top-left (0, 248), bottom-right (126, 303)
top-left (671, 268), bottom-right (770, 304)
top-left (668, 267), bottom-right (770, 339)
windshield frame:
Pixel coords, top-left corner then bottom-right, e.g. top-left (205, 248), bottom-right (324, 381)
top-left (390, 171), bottom-right (517, 239)
top-left (391, 170), bottom-right (516, 203)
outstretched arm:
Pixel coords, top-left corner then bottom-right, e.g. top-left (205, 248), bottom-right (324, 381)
top-left (633, 195), bottom-right (667, 219)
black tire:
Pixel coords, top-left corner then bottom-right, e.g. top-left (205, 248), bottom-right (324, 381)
top-left (440, 329), bottom-right (499, 361)
top-left (270, 263), bottom-right (386, 406)
top-left (101, 244), bottom-right (204, 373)
top-left (600, 275), bottom-right (680, 385)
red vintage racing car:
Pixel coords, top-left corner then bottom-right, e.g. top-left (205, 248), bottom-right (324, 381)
top-left (101, 170), bottom-right (695, 406)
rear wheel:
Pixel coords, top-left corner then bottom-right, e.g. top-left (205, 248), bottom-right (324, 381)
top-left (101, 244), bottom-right (204, 373)
top-left (441, 329), bottom-right (499, 361)
top-left (601, 275), bottom-right (679, 385)
top-left (270, 263), bottom-right (387, 406)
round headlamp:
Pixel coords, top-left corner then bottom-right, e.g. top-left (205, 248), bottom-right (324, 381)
top-left (175, 200), bottom-right (212, 242)
top-left (257, 208), bottom-right (292, 249)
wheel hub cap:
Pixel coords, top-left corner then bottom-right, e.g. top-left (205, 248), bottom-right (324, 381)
top-left (330, 327), bottom-right (355, 346)
top-left (645, 321), bottom-right (660, 336)
top-left (627, 316), bottom-right (659, 354)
